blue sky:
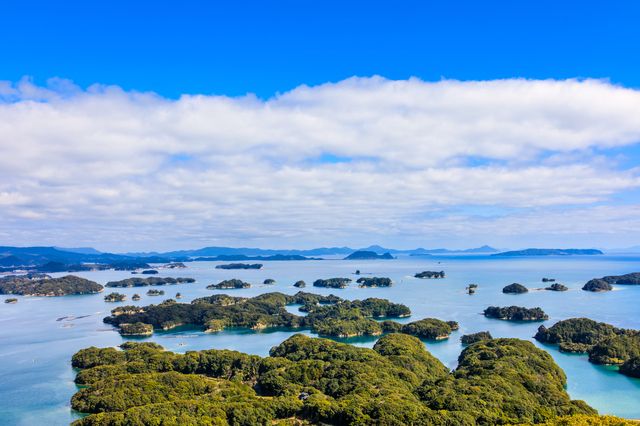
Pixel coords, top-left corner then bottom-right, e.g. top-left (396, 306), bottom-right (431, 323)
top-left (1, 1), bottom-right (639, 252)
top-left (3, 0), bottom-right (640, 98)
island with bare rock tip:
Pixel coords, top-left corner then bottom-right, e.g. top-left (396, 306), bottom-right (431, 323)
top-left (415, 271), bottom-right (445, 279)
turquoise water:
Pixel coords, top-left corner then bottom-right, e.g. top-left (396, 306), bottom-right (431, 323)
top-left (1, 254), bottom-right (640, 425)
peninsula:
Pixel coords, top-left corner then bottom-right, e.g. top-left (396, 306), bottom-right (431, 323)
top-left (491, 248), bottom-right (603, 257)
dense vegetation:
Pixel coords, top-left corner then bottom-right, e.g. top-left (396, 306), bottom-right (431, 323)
top-left (598, 272), bottom-right (640, 285)
top-left (546, 283), bottom-right (568, 291)
top-left (582, 279), bottom-right (613, 292)
top-left (132, 294), bottom-right (141, 300)
top-left (484, 306), bottom-right (549, 320)
top-left (312, 278), bottom-right (352, 288)
top-left (620, 356), bottom-right (640, 378)
top-left (264, 279), bottom-right (275, 284)
top-left (215, 263), bottom-right (263, 269)
top-left (4, 298), bottom-right (18, 303)
top-left (119, 322), bottom-right (153, 335)
top-left (0, 274), bottom-right (103, 296)
top-left (69, 334), bottom-right (596, 426)
top-left (503, 283), bottom-right (528, 293)
top-left (461, 331), bottom-right (493, 344)
top-left (106, 277), bottom-right (196, 287)
top-left (104, 292), bottom-right (127, 302)
top-left (415, 271), bottom-right (445, 278)
top-left (207, 279), bottom-right (251, 290)
top-left (356, 277), bottom-right (392, 287)
top-left (146, 289), bottom-right (165, 296)
top-left (343, 250), bottom-right (394, 259)
top-left (294, 280), bottom-right (306, 288)
top-left (535, 318), bottom-right (640, 376)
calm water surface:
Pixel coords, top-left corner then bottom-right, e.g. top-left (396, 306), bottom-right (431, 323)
top-left (1, 254), bottom-right (640, 425)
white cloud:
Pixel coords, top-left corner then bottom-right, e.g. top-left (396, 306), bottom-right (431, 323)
top-left (0, 76), bottom-right (639, 251)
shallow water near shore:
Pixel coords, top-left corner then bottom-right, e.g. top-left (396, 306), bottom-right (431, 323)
top-left (1, 253), bottom-right (640, 425)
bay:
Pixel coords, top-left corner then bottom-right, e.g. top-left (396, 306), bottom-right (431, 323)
top-left (1, 253), bottom-right (640, 425)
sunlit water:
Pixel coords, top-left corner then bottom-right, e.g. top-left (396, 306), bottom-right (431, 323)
top-left (1, 254), bottom-right (640, 425)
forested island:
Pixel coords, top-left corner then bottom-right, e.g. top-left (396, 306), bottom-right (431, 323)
top-left (101, 291), bottom-right (464, 340)
top-left (67, 334), bottom-right (608, 426)
top-left (546, 283), bottom-right (568, 291)
top-left (146, 289), bottom-right (165, 296)
top-left (502, 283), bottom-right (528, 293)
top-left (293, 280), bottom-right (306, 288)
top-left (492, 249), bottom-right (603, 257)
top-left (461, 331), bottom-right (493, 344)
top-left (582, 279), bottom-right (613, 292)
top-left (535, 318), bottom-right (640, 377)
top-left (344, 250), bottom-right (394, 260)
top-left (484, 306), bottom-right (549, 320)
top-left (119, 322), bottom-right (153, 335)
top-left (590, 272), bottom-right (640, 285)
top-left (415, 271), bottom-right (445, 279)
top-left (105, 277), bottom-right (196, 287)
top-left (313, 278), bottom-right (353, 288)
top-left (104, 292), bottom-right (126, 302)
top-left (141, 270), bottom-right (158, 275)
top-left (206, 279), bottom-right (251, 290)
top-left (356, 277), bottom-right (392, 287)
top-left (0, 274), bottom-right (103, 296)
top-left (264, 279), bottom-right (275, 284)
top-left (215, 263), bottom-right (263, 269)
top-left (580, 272), bottom-right (640, 292)
top-left (4, 298), bottom-right (18, 303)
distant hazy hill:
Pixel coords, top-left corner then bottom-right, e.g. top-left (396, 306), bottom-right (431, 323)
top-left (492, 249), bottom-right (603, 257)
top-left (0, 246), bottom-right (185, 268)
top-left (344, 251), bottom-right (394, 260)
top-left (54, 246), bottom-right (103, 255)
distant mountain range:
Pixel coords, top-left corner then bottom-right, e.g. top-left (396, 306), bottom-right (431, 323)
top-left (121, 244), bottom-right (502, 258)
top-left (2, 243), bottom-right (637, 270)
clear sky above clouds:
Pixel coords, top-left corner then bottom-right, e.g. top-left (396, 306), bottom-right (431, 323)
top-left (1, 0), bottom-right (639, 252)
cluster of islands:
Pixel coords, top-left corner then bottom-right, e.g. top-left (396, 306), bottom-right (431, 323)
top-left (2, 246), bottom-right (639, 425)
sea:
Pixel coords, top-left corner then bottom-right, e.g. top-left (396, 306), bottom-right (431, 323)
top-left (1, 253), bottom-right (640, 425)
